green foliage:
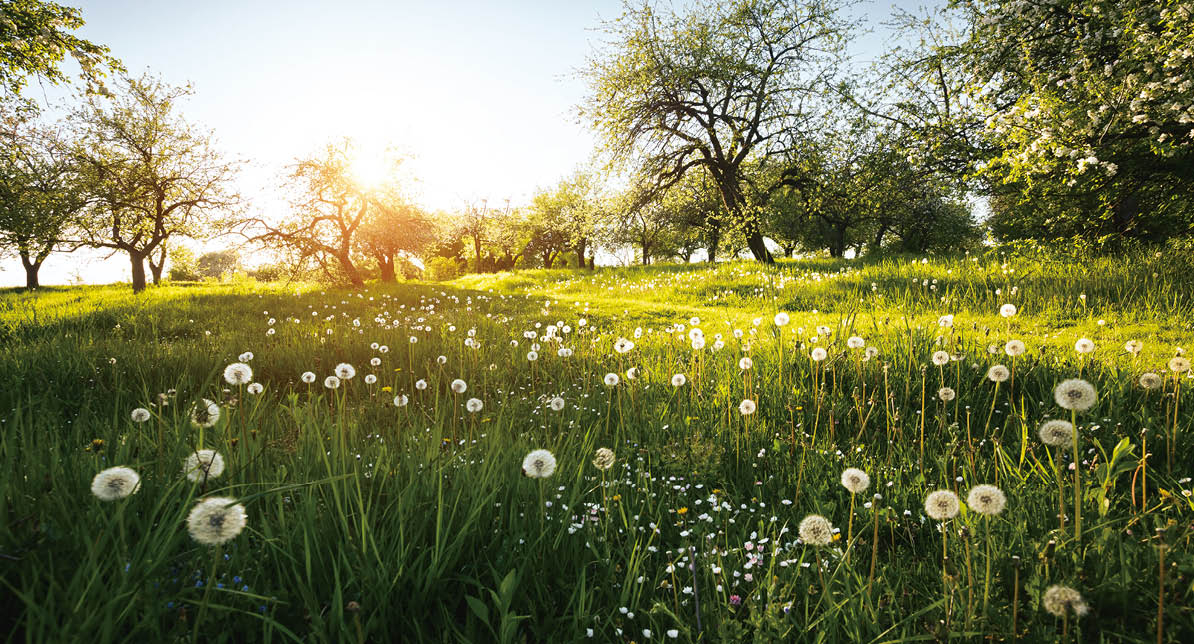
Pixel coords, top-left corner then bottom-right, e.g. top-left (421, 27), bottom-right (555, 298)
top-left (167, 246), bottom-right (199, 281)
top-left (0, 0), bottom-right (121, 96)
top-left (424, 255), bottom-right (461, 281)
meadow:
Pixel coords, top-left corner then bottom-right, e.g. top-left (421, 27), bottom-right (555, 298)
top-left (1, 246), bottom-right (1192, 642)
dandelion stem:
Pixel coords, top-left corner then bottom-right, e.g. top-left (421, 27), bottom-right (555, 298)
top-left (1071, 409), bottom-right (1081, 542)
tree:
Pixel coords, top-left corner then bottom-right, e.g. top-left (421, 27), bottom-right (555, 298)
top-left (196, 248), bottom-right (239, 279)
top-left (0, 0), bottom-right (120, 96)
top-left (359, 199), bottom-right (436, 282)
top-left (0, 102), bottom-right (86, 288)
top-left (583, 0), bottom-right (852, 263)
top-left (71, 74), bottom-right (241, 292)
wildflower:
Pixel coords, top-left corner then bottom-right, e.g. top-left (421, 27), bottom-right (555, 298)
top-left (592, 447), bottom-right (615, 471)
top-left (626, 367), bottom-right (637, 380)
top-left (774, 312), bottom-right (790, 327)
top-left (466, 398), bottom-right (483, 413)
top-left (301, 371), bottom-right (316, 384)
top-left (1074, 338), bottom-right (1095, 354)
top-left (91, 466), bottom-right (141, 501)
top-left (522, 449), bottom-right (557, 479)
top-left (415, 379), bottom-right (428, 390)
top-left (938, 314), bottom-right (954, 327)
top-left (987, 365), bottom-right (1010, 383)
top-left (1004, 340), bottom-right (1026, 356)
top-left (324, 376), bottom-right (341, 389)
top-left (739, 357), bottom-right (753, 370)
top-left (614, 338), bottom-right (635, 354)
top-left (394, 394), bottom-right (409, 407)
top-left (798, 514), bottom-right (833, 546)
top-left (186, 497), bottom-right (248, 546)
top-left (847, 336), bottom-right (865, 349)
top-left (370, 357), bottom-right (381, 366)
top-left (932, 350), bottom-right (950, 366)
top-left (190, 399), bottom-right (221, 428)
top-left (130, 408), bottom-right (152, 423)
top-left (1124, 340), bottom-right (1142, 355)
top-left (437, 355), bottom-right (447, 365)
top-left (363, 375), bottom-right (377, 385)
top-left (739, 399), bottom-right (756, 415)
top-left (334, 363), bottom-right (356, 379)
top-left (1042, 584), bottom-right (1088, 618)
top-left (1054, 379), bottom-right (1097, 411)
top-left (451, 379), bottom-right (467, 394)
top-left (239, 351), bottom-right (254, 362)
top-left (223, 362), bottom-right (253, 385)
top-left (966, 484), bottom-right (1007, 515)
top-left (604, 373), bottom-right (620, 387)
top-left (924, 490), bottom-right (960, 520)
top-left (527, 351), bottom-right (538, 361)
top-left (549, 396), bottom-right (566, 411)
top-left (999, 303), bottom-right (1017, 317)
top-left (810, 348), bottom-right (828, 362)
top-left (938, 387), bottom-right (956, 402)
top-left (1139, 372), bottom-right (1162, 390)
top-left (865, 346), bottom-right (879, 360)
top-left (840, 468), bottom-right (870, 494)
top-left (246, 383), bottom-right (263, 395)
top-left (1038, 420), bottom-right (1075, 446)
top-left (671, 374), bottom-right (686, 387)
top-left (1169, 356), bottom-right (1191, 373)
top-left (183, 449), bottom-right (225, 483)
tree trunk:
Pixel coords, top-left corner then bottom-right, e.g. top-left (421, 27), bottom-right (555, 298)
top-left (744, 228), bottom-right (773, 263)
top-left (130, 251), bottom-right (148, 293)
top-left (870, 223), bottom-right (888, 254)
top-left (705, 224), bottom-right (721, 263)
top-left (19, 252), bottom-right (41, 289)
top-left (641, 243), bottom-right (651, 265)
top-left (337, 252), bottom-right (365, 287)
top-left (149, 245), bottom-right (167, 285)
top-left (379, 254), bottom-right (396, 282)
top-left (575, 238), bottom-right (587, 269)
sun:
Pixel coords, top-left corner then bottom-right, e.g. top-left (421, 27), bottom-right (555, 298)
top-left (347, 147), bottom-right (394, 189)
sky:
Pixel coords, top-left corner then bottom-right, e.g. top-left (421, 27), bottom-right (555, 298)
top-left (1, 0), bottom-right (939, 287)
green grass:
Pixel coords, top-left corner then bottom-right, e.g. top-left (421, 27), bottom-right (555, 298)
top-left (1, 248), bottom-right (1192, 642)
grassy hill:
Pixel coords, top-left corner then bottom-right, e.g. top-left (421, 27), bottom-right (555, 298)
top-left (1, 250), bottom-right (1191, 642)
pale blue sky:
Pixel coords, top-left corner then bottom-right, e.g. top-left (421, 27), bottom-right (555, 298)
top-left (3, 0), bottom-right (939, 286)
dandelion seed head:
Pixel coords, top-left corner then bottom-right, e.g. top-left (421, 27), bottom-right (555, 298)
top-left (987, 365), bottom-right (1010, 383)
top-left (1038, 420), bottom-right (1075, 446)
top-left (966, 484), bottom-right (1007, 515)
top-left (334, 363), bottom-right (356, 379)
top-left (840, 468), bottom-right (870, 494)
top-left (183, 449), bottom-right (225, 483)
top-left (522, 449), bottom-right (557, 479)
top-left (1139, 372), bottom-right (1163, 389)
top-left (1054, 378), bottom-right (1097, 411)
top-left (938, 387), bottom-right (956, 402)
top-left (301, 371), bottom-right (317, 384)
top-left (1042, 584), bottom-right (1088, 618)
top-left (451, 379), bottom-right (467, 394)
top-left (798, 514), bottom-right (833, 546)
top-left (924, 490), bottom-right (960, 520)
top-left (592, 447), bottom-right (615, 471)
top-left (223, 362), bottom-right (253, 386)
top-left (739, 399), bottom-right (756, 415)
top-left (466, 398), bottom-right (483, 413)
top-left (91, 466), bottom-right (141, 501)
top-left (190, 399), bottom-right (220, 428)
top-left (324, 375), bottom-right (341, 389)
top-left (130, 407), bottom-right (151, 423)
top-left (186, 497), bottom-right (247, 546)
top-left (932, 350), bottom-right (950, 366)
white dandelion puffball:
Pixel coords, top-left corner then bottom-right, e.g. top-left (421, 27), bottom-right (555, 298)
top-left (238, 351), bottom-right (254, 362)
top-left (774, 312), bottom-right (790, 327)
top-left (604, 373), bottom-right (620, 387)
top-left (1169, 356), bottom-right (1191, 373)
top-left (798, 514), bottom-right (833, 546)
top-left (691, 337), bottom-right (705, 350)
top-left (671, 373), bottom-right (687, 387)
top-left (415, 379), bottom-right (428, 391)
top-left (246, 382), bottom-right (264, 395)
top-left (437, 355), bottom-right (448, 365)
top-left (301, 371), bottom-right (317, 384)
top-left (592, 447), bottom-right (615, 471)
top-left (324, 375), bottom-right (341, 389)
top-left (987, 365), bottom-right (1010, 383)
top-left (865, 346), bottom-right (879, 360)
top-left (130, 407), bottom-right (152, 423)
top-left (450, 379), bottom-right (467, 394)
top-left (1054, 378), bottom-right (1097, 411)
top-left (924, 490), bottom-right (960, 520)
top-left (183, 449), bottom-right (225, 483)
top-left (370, 357), bottom-right (381, 367)
top-left (186, 497), bottom-right (248, 546)
top-left (1125, 340), bottom-right (1143, 355)
top-left (739, 399), bottom-right (756, 415)
top-left (1074, 338), bottom-right (1095, 354)
top-left (190, 399), bottom-right (220, 428)
top-left (1042, 585), bottom-right (1089, 618)
top-left (614, 338), bottom-right (635, 354)
top-left (999, 303), bottom-right (1017, 317)
top-left (363, 374), bottom-right (377, 385)
top-left (91, 466), bottom-right (141, 501)
top-left (549, 397), bottom-right (566, 411)
top-left (394, 394), bottom-right (409, 407)
top-left (938, 387), bottom-right (956, 402)
top-left (334, 363), bottom-right (356, 379)
top-left (847, 336), bottom-right (865, 349)
top-left (409, 335), bottom-right (418, 344)
top-left (816, 324), bottom-right (831, 336)
top-left (931, 350), bottom-right (950, 366)
top-left (966, 484), bottom-right (1007, 515)
top-left (1004, 340), bottom-right (1026, 357)
top-left (739, 357), bottom-right (753, 370)
top-left (466, 398), bottom-right (483, 413)
top-left (625, 367), bottom-right (637, 380)
top-left (840, 468), bottom-right (870, 494)
top-left (1038, 420), bottom-right (1075, 447)
top-left (527, 351), bottom-right (538, 362)
top-left (811, 347), bottom-right (828, 362)
top-left (522, 449), bottom-right (557, 479)
top-left (937, 314), bottom-right (954, 328)
top-left (1138, 372), bottom-right (1163, 390)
